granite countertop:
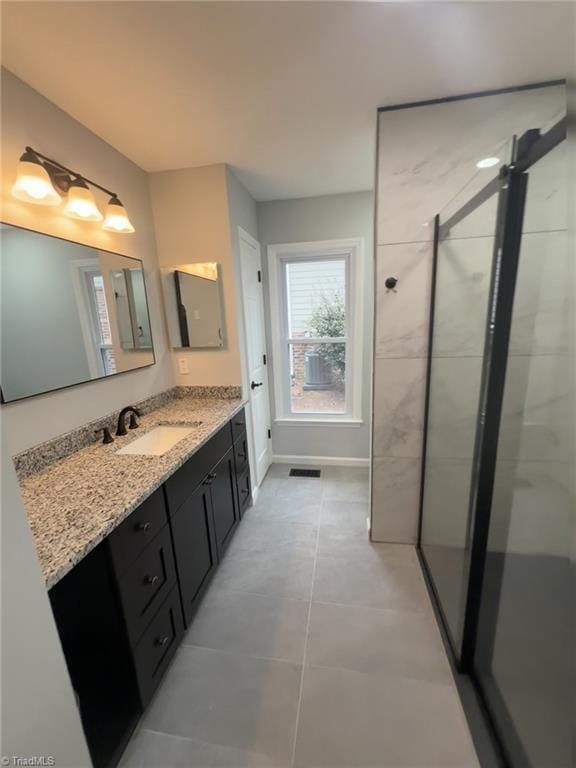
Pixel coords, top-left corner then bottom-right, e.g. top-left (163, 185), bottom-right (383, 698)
top-left (19, 395), bottom-right (246, 589)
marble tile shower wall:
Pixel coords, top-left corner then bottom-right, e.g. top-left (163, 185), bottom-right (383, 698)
top-left (371, 147), bottom-right (433, 542)
top-left (370, 96), bottom-right (510, 543)
top-left (371, 86), bottom-right (568, 546)
top-left (372, 96), bottom-right (516, 543)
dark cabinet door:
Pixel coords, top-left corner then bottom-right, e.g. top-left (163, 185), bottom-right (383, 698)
top-left (49, 542), bottom-right (141, 768)
top-left (171, 482), bottom-right (218, 626)
top-left (210, 447), bottom-right (239, 557)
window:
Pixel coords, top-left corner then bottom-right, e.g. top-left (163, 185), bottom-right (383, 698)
top-left (268, 239), bottom-right (364, 423)
top-left (85, 271), bottom-right (117, 375)
top-left (80, 266), bottom-right (117, 376)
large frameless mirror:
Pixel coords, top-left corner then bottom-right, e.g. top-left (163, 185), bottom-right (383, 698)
top-left (1, 223), bottom-right (155, 402)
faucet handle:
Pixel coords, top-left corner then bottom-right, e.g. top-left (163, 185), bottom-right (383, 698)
top-left (129, 412), bottom-right (140, 430)
top-left (95, 427), bottom-right (114, 445)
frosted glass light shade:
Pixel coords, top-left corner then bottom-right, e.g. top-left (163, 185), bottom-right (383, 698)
top-left (11, 156), bottom-right (62, 206)
top-left (102, 196), bottom-right (135, 233)
top-left (64, 181), bottom-right (103, 221)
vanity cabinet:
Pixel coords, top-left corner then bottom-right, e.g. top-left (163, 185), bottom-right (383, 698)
top-left (211, 447), bottom-right (240, 555)
top-left (167, 415), bottom-right (244, 625)
top-left (171, 481), bottom-right (219, 626)
top-left (49, 540), bottom-right (142, 768)
top-left (237, 466), bottom-right (252, 517)
top-left (164, 421), bottom-right (233, 514)
top-left (49, 408), bottom-right (251, 768)
top-left (232, 409), bottom-right (251, 518)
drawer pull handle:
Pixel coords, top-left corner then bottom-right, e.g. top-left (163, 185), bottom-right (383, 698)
top-left (203, 472), bottom-right (217, 486)
top-left (145, 575), bottom-right (159, 586)
top-left (155, 635), bottom-right (169, 647)
top-left (241, 488), bottom-right (249, 496)
top-left (235, 420), bottom-right (245, 427)
top-left (237, 451), bottom-right (246, 459)
top-left (137, 521), bottom-right (151, 532)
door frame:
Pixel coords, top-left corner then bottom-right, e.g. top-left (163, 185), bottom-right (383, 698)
top-left (236, 226), bottom-right (272, 497)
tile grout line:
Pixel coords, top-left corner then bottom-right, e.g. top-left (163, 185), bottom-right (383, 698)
top-left (288, 480), bottom-right (325, 768)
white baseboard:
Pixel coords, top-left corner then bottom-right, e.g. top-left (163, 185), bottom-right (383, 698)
top-left (271, 454), bottom-right (370, 468)
top-left (251, 485), bottom-right (260, 505)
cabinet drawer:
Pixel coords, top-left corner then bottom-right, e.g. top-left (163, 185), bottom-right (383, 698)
top-left (164, 422), bottom-right (233, 515)
top-left (237, 467), bottom-right (252, 517)
top-left (117, 527), bottom-right (177, 646)
top-left (233, 431), bottom-right (249, 477)
top-left (231, 408), bottom-right (247, 444)
top-left (133, 587), bottom-right (183, 707)
top-left (108, 488), bottom-right (168, 576)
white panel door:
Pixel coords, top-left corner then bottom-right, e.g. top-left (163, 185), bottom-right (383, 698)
top-left (238, 229), bottom-right (272, 486)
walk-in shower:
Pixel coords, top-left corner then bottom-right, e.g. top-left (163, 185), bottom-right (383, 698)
top-left (418, 112), bottom-right (573, 767)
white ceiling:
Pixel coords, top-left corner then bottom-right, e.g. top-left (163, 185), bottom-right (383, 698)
top-left (2, 2), bottom-right (572, 201)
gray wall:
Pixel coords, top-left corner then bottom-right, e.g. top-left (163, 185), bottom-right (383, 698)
top-left (0, 69), bottom-right (173, 758)
top-left (149, 163), bottom-right (243, 386)
top-left (257, 191), bottom-right (373, 461)
top-left (2, 69), bottom-right (173, 455)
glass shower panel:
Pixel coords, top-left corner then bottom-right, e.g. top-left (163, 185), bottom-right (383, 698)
top-left (420, 180), bottom-right (501, 654)
top-left (474, 139), bottom-right (574, 767)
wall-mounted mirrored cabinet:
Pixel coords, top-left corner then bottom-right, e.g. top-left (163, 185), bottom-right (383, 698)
top-left (1, 223), bottom-right (155, 403)
top-left (161, 263), bottom-right (224, 349)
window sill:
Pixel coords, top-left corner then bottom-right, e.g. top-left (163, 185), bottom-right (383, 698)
top-left (274, 418), bottom-right (364, 427)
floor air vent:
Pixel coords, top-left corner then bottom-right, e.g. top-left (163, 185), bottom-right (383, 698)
top-left (289, 468), bottom-right (321, 478)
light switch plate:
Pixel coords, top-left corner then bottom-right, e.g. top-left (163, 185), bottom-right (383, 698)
top-left (178, 358), bottom-right (189, 374)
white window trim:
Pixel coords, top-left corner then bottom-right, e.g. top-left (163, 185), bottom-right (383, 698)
top-left (267, 237), bottom-right (364, 425)
top-left (69, 258), bottom-right (104, 378)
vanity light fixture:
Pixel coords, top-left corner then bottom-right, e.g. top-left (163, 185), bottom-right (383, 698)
top-left (64, 178), bottom-right (103, 221)
top-left (11, 148), bottom-right (62, 205)
top-left (103, 195), bottom-right (135, 233)
top-left (476, 156), bottom-right (500, 169)
top-left (11, 146), bottom-right (135, 233)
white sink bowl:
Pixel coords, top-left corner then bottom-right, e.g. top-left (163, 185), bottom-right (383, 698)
top-left (116, 424), bottom-right (201, 456)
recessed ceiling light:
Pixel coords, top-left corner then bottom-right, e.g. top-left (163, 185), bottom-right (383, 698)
top-left (476, 157), bottom-right (500, 169)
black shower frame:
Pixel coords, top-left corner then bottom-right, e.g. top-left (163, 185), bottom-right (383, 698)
top-left (416, 114), bottom-right (567, 766)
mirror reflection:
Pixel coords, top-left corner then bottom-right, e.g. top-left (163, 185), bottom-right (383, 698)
top-left (1, 223), bottom-right (155, 402)
top-left (161, 263), bottom-right (224, 349)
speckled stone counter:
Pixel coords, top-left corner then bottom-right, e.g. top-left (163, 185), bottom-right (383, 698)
top-left (19, 395), bottom-right (246, 589)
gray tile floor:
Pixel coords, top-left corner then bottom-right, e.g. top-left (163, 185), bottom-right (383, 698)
top-left (121, 465), bottom-right (479, 768)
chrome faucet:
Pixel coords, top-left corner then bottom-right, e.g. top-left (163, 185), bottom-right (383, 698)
top-left (116, 406), bottom-right (141, 436)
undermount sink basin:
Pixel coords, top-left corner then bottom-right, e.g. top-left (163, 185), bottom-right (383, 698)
top-left (116, 424), bottom-right (202, 456)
